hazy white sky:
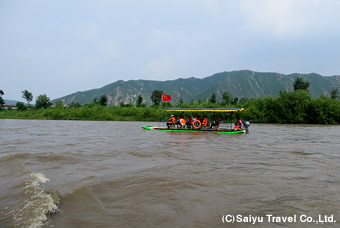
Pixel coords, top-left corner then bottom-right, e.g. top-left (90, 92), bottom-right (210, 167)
top-left (1, 0), bottom-right (340, 101)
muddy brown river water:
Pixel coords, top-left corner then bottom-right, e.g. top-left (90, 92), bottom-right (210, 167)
top-left (0, 119), bottom-right (339, 227)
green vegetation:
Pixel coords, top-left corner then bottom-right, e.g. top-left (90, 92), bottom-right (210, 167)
top-left (16, 102), bottom-right (27, 111)
top-left (99, 95), bottom-right (108, 106)
top-left (136, 95), bottom-right (143, 107)
top-left (242, 91), bottom-right (340, 124)
top-left (330, 87), bottom-right (339, 99)
top-left (22, 90), bottom-right (33, 106)
top-left (1, 90), bottom-right (340, 124)
top-left (222, 92), bottom-right (231, 105)
top-left (209, 93), bottom-right (216, 104)
top-left (35, 94), bottom-right (52, 109)
top-left (293, 76), bottom-right (310, 91)
top-left (0, 105), bottom-right (166, 121)
top-left (0, 90), bottom-right (4, 108)
top-left (1, 77), bottom-right (340, 124)
top-left (150, 90), bottom-right (163, 106)
top-left (52, 70), bottom-right (340, 106)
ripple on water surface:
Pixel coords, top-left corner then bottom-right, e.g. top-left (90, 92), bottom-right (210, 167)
top-left (1, 120), bottom-right (340, 227)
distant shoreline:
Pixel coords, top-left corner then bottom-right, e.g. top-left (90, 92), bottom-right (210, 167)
top-left (1, 97), bottom-right (340, 125)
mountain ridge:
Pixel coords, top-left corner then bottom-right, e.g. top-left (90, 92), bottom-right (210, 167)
top-left (53, 70), bottom-right (340, 105)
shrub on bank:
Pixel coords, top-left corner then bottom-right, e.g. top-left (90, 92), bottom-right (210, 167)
top-left (1, 92), bottom-right (340, 124)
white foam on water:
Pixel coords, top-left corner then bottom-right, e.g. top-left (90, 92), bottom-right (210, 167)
top-left (13, 172), bottom-right (59, 228)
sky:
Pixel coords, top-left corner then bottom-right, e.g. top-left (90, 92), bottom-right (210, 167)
top-left (1, 0), bottom-right (340, 101)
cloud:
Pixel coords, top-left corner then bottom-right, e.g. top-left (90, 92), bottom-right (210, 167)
top-left (17, 48), bottom-right (54, 62)
top-left (201, 0), bottom-right (220, 13)
top-left (239, 0), bottom-right (338, 38)
top-left (144, 57), bottom-right (174, 79)
top-left (97, 39), bottom-right (120, 61)
top-left (74, 21), bottom-right (101, 41)
top-left (143, 28), bottom-right (210, 79)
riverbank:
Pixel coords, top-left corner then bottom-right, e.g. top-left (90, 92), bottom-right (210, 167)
top-left (0, 106), bottom-right (166, 122)
top-left (1, 91), bottom-right (340, 124)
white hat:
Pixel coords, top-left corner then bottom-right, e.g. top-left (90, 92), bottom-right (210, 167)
top-left (171, 115), bottom-right (174, 117)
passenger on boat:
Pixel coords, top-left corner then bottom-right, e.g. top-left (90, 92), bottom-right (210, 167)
top-left (201, 116), bottom-right (208, 128)
top-left (177, 116), bottom-right (186, 128)
top-left (196, 116), bottom-right (201, 122)
top-left (166, 115), bottom-right (176, 128)
top-left (175, 116), bottom-right (181, 128)
top-left (186, 117), bottom-right (193, 129)
top-left (210, 116), bottom-right (221, 129)
top-left (180, 116), bottom-right (186, 128)
top-left (235, 117), bottom-right (243, 128)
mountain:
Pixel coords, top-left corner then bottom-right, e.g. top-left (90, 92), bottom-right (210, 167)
top-left (53, 70), bottom-right (340, 106)
top-left (4, 99), bottom-right (21, 105)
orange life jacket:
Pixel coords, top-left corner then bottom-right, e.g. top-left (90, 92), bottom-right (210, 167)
top-left (180, 118), bottom-right (186, 125)
top-left (169, 117), bottom-right (175, 124)
top-left (202, 118), bottom-right (208, 126)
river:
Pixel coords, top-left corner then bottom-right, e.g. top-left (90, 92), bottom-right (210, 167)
top-left (0, 119), bottom-right (339, 227)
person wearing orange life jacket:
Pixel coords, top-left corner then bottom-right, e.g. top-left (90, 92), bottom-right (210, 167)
top-left (166, 115), bottom-right (176, 128)
top-left (178, 116), bottom-right (186, 128)
top-left (201, 116), bottom-right (208, 128)
top-left (175, 115), bottom-right (183, 128)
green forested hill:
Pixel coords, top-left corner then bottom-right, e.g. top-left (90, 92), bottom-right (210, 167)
top-left (53, 70), bottom-right (340, 105)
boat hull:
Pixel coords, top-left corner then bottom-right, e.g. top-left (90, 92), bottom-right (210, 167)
top-left (142, 125), bottom-right (246, 134)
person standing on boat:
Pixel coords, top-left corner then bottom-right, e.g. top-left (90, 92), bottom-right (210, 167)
top-left (167, 115), bottom-right (176, 128)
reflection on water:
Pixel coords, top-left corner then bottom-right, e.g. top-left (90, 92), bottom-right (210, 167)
top-left (0, 119), bottom-right (340, 227)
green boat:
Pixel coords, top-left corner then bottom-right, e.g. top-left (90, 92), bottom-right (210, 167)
top-left (142, 108), bottom-right (249, 134)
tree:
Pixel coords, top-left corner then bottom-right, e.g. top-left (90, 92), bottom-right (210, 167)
top-left (69, 102), bottom-right (81, 108)
top-left (330, 87), bottom-right (339, 99)
top-left (120, 102), bottom-right (133, 108)
top-left (222, 92), bottom-right (231, 105)
top-left (22, 90), bottom-right (33, 106)
top-left (99, 95), bottom-right (108, 106)
top-left (293, 77), bottom-right (310, 91)
top-left (150, 90), bottom-right (163, 106)
top-left (0, 90), bottom-right (4, 108)
top-left (136, 95), bottom-right (143, 107)
top-left (35, 94), bottom-right (51, 109)
top-left (161, 101), bottom-right (171, 108)
top-left (209, 93), bottom-right (216, 103)
top-left (16, 102), bottom-right (27, 111)
top-left (239, 97), bottom-right (249, 104)
top-left (231, 97), bottom-right (239, 105)
top-left (277, 90), bottom-right (311, 123)
top-left (55, 100), bottom-right (64, 108)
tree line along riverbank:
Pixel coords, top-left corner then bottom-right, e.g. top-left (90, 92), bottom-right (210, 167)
top-left (1, 77), bottom-right (340, 124)
top-left (0, 90), bottom-right (340, 124)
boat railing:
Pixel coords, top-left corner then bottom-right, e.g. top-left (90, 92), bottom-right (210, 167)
top-left (156, 120), bottom-right (235, 130)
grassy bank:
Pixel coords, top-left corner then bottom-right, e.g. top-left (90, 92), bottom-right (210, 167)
top-left (0, 106), bottom-right (168, 122)
top-left (1, 90), bottom-right (340, 124)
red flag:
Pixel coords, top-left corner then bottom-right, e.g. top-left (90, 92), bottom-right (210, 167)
top-left (162, 94), bottom-right (171, 101)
